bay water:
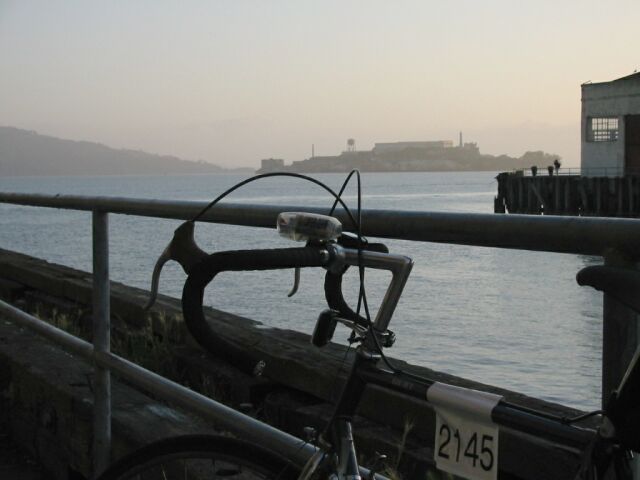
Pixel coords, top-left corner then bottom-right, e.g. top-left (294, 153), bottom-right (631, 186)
top-left (0, 172), bottom-right (602, 410)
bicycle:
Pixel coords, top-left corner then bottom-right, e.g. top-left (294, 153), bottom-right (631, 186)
top-left (97, 173), bottom-right (639, 480)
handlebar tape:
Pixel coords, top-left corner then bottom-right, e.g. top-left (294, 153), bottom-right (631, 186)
top-left (182, 247), bottom-right (326, 372)
top-left (324, 270), bottom-right (369, 327)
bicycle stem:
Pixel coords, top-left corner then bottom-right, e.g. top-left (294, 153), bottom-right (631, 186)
top-left (326, 244), bottom-right (414, 333)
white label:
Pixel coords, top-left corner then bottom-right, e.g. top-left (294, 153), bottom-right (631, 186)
top-left (434, 411), bottom-right (498, 480)
top-left (427, 383), bottom-right (501, 480)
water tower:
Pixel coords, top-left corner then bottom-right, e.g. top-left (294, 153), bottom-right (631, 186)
top-left (347, 138), bottom-right (356, 152)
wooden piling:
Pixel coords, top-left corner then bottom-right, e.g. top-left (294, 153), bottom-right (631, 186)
top-left (618, 179), bottom-right (624, 216)
top-left (518, 179), bottom-right (524, 212)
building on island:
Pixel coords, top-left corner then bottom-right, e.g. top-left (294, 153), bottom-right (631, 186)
top-left (372, 141), bottom-right (453, 155)
top-left (581, 72), bottom-right (640, 176)
top-left (256, 135), bottom-right (529, 174)
top-left (259, 158), bottom-right (284, 171)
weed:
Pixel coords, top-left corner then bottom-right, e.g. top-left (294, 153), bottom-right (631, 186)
top-left (111, 311), bottom-right (182, 381)
top-left (34, 305), bottom-right (85, 339)
top-left (50, 310), bottom-right (84, 338)
top-left (381, 417), bottom-right (456, 480)
top-left (396, 417), bottom-right (414, 471)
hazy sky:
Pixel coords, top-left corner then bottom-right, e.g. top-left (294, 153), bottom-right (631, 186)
top-left (1, 1), bottom-right (638, 168)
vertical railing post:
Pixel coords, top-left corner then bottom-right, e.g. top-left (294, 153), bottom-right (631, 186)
top-left (92, 211), bottom-right (111, 477)
top-left (601, 250), bottom-right (640, 478)
top-left (602, 249), bottom-right (639, 406)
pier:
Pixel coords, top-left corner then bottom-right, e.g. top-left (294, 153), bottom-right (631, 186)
top-left (495, 169), bottom-right (640, 216)
top-left (1, 192), bottom-right (640, 479)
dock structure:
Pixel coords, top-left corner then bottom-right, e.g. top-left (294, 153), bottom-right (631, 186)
top-left (496, 72), bottom-right (640, 217)
top-left (494, 170), bottom-right (640, 216)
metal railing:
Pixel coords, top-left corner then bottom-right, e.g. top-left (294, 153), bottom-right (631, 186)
top-left (0, 192), bottom-right (639, 478)
top-left (511, 166), bottom-right (640, 177)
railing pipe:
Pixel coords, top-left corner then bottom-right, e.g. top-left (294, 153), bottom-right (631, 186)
top-left (2, 193), bottom-right (640, 258)
top-left (0, 299), bottom-right (318, 469)
top-left (92, 211), bottom-right (111, 478)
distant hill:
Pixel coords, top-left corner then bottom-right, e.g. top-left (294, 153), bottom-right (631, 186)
top-left (0, 127), bottom-right (251, 176)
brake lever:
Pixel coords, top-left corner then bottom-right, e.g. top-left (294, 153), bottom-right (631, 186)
top-left (144, 221), bottom-right (208, 310)
top-left (288, 239), bottom-right (319, 298)
top-left (287, 267), bottom-right (301, 297)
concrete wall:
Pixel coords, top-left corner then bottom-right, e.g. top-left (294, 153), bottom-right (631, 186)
top-left (581, 74), bottom-right (640, 176)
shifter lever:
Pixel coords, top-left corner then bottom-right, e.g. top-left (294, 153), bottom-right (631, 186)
top-left (144, 221), bottom-right (207, 310)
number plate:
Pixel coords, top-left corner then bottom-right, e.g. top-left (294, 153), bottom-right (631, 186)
top-left (434, 412), bottom-right (498, 480)
top-left (427, 382), bottom-right (501, 480)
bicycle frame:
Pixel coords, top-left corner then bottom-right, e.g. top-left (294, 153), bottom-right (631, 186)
top-left (304, 246), bottom-right (601, 479)
top-left (119, 230), bottom-right (637, 479)
top-left (304, 335), bottom-right (600, 479)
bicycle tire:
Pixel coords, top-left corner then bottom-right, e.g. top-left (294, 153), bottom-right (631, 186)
top-left (97, 434), bottom-right (301, 480)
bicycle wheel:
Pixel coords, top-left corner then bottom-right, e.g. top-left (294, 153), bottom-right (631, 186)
top-left (97, 434), bottom-right (301, 480)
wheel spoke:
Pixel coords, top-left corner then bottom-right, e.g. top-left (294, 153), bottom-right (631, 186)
top-left (96, 435), bottom-right (297, 480)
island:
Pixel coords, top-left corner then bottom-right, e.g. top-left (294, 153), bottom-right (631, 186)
top-left (257, 139), bottom-right (559, 174)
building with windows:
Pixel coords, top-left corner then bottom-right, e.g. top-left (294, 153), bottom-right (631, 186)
top-left (258, 158), bottom-right (284, 172)
top-left (581, 72), bottom-right (640, 176)
top-left (372, 140), bottom-right (453, 155)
